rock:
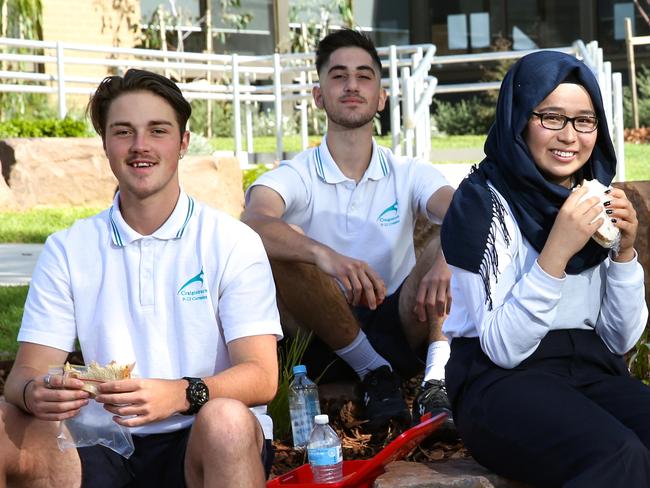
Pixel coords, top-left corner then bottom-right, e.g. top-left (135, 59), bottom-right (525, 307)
top-left (179, 155), bottom-right (244, 218)
top-left (0, 137), bottom-right (116, 209)
top-left (613, 181), bottom-right (650, 329)
top-left (374, 460), bottom-right (530, 488)
top-left (0, 138), bottom-right (244, 218)
top-left (0, 161), bottom-right (15, 210)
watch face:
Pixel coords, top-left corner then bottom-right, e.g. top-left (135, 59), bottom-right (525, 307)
top-left (189, 380), bottom-right (209, 405)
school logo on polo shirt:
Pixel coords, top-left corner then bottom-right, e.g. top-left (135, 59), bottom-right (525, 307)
top-left (377, 200), bottom-right (400, 227)
top-left (177, 268), bottom-right (208, 302)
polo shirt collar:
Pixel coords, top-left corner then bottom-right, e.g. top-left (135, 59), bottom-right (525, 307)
top-left (314, 135), bottom-right (391, 184)
top-left (108, 190), bottom-right (195, 247)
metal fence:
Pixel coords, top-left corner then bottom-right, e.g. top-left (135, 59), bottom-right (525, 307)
top-left (0, 37), bottom-right (626, 178)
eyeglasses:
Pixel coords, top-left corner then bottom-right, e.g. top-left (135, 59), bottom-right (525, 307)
top-left (531, 112), bottom-right (598, 133)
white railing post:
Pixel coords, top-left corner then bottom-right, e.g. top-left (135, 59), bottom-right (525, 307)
top-left (299, 70), bottom-right (308, 151)
top-left (389, 45), bottom-right (401, 155)
top-left (604, 61), bottom-right (613, 140)
top-left (55, 41), bottom-right (66, 118)
top-left (401, 67), bottom-right (414, 158)
top-left (412, 48), bottom-right (425, 160)
top-left (612, 72), bottom-right (626, 181)
top-left (273, 53), bottom-right (283, 161)
top-left (231, 53), bottom-right (242, 157)
top-left (244, 72), bottom-right (254, 154)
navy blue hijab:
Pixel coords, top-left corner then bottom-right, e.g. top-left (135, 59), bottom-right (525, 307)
top-left (441, 51), bottom-right (617, 308)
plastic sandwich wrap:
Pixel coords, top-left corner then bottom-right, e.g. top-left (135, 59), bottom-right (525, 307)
top-left (52, 364), bottom-right (135, 458)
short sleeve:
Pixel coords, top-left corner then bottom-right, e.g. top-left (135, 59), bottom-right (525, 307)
top-left (18, 233), bottom-right (77, 352)
top-left (246, 163), bottom-right (310, 216)
top-left (216, 225), bottom-right (283, 344)
top-left (409, 160), bottom-right (450, 224)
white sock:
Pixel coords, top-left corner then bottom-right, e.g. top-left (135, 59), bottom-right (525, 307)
top-left (423, 340), bottom-right (450, 383)
top-left (334, 330), bottom-right (391, 380)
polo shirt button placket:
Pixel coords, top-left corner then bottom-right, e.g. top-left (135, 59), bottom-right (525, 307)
top-left (140, 239), bottom-right (155, 306)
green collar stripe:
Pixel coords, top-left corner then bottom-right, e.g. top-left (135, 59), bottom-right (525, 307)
top-left (109, 207), bottom-right (124, 247)
top-left (378, 150), bottom-right (388, 176)
top-left (314, 146), bottom-right (325, 180)
top-left (176, 195), bottom-right (194, 238)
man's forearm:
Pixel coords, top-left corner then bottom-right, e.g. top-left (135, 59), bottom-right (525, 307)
top-left (243, 214), bottom-right (327, 264)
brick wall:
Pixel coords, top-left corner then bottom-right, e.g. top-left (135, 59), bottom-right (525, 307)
top-left (41, 0), bottom-right (141, 108)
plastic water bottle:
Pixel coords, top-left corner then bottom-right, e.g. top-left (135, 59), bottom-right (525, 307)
top-left (307, 414), bottom-right (343, 483)
top-left (288, 364), bottom-right (321, 447)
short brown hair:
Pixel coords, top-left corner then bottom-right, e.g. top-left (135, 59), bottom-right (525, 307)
top-left (316, 29), bottom-right (382, 76)
top-left (87, 69), bottom-right (191, 141)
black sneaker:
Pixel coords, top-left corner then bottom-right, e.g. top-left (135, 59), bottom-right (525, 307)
top-left (359, 366), bottom-right (411, 432)
top-left (411, 379), bottom-right (458, 440)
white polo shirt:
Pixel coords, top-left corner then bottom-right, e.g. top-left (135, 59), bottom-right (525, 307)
top-left (248, 136), bottom-right (450, 294)
top-left (19, 191), bottom-right (282, 436)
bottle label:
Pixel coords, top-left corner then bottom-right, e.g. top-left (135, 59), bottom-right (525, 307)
top-left (308, 446), bottom-right (342, 466)
top-left (290, 413), bottom-right (312, 446)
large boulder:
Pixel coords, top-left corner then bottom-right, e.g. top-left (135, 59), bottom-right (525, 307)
top-left (0, 159), bottom-right (15, 210)
top-left (0, 138), bottom-right (243, 217)
top-left (179, 155), bottom-right (244, 218)
top-left (613, 181), bottom-right (650, 329)
top-left (375, 459), bottom-right (530, 488)
top-left (0, 137), bottom-right (116, 209)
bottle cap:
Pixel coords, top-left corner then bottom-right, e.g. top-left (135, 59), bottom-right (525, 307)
top-left (293, 365), bottom-right (307, 375)
top-left (314, 414), bottom-right (329, 424)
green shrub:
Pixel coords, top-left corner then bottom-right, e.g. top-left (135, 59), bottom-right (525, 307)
top-left (624, 65), bottom-right (650, 128)
top-left (242, 164), bottom-right (272, 191)
top-left (186, 132), bottom-right (216, 155)
top-left (434, 97), bottom-right (494, 135)
top-left (268, 329), bottom-right (312, 442)
top-left (189, 99), bottom-right (235, 138)
top-left (0, 117), bottom-right (92, 138)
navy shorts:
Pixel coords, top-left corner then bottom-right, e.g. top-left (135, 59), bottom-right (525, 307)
top-left (78, 428), bottom-right (274, 488)
top-left (300, 284), bottom-right (425, 382)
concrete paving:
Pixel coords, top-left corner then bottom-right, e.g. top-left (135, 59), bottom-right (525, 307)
top-left (0, 243), bottom-right (43, 286)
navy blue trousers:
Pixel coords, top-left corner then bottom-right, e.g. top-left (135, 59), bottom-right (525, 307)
top-left (446, 329), bottom-right (650, 488)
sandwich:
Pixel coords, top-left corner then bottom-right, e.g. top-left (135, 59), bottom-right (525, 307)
top-left (575, 179), bottom-right (620, 251)
top-left (64, 360), bottom-right (135, 396)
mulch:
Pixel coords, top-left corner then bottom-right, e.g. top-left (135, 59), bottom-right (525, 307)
top-left (270, 375), bottom-right (471, 478)
top-left (0, 359), bottom-right (469, 478)
top-left (624, 127), bottom-right (650, 143)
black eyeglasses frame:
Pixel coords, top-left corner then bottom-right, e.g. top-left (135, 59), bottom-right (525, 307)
top-left (531, 111), bottom-right (599, 133)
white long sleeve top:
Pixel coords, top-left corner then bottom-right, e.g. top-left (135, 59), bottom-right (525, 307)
top-left (443, 185), bottom-right (648, 369)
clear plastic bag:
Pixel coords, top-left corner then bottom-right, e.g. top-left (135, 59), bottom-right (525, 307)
top-left (51, 365), bottom-right (134, 458)
top-left (57, 399), bottom-right (135, 458)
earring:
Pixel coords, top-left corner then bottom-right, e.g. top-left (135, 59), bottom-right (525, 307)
top-left (179, 153), bottom-right (185, 160)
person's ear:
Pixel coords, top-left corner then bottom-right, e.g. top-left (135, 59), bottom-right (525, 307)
top-left (180, 130), bottom-right (190, 158)
top-left (312, 85), bottom-right (324, 109)
top-left (377, 87), bottom-right (387, 112)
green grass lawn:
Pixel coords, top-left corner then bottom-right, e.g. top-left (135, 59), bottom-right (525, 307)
top-left (0, 285), bottom-right (28, 357)
top-left (624, 144), bottom-right (650, 181)
top-left (0, 207), bottom-right (102, 244)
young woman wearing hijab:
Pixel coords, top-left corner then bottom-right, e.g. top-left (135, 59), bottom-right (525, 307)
top-left (440, 50), bottom-right (649, 487)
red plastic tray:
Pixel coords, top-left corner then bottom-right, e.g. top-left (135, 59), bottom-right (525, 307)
top-left (267, 412), bottom-right (448, 488)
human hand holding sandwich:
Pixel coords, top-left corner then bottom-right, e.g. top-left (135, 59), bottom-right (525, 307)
top-left (64, 361), bottom-right (190, 427)
top-left (95, 377), bottom-right (190, 427)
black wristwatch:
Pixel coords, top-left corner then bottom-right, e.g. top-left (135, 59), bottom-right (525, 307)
top-left (182, 377), bottom-right (209, 415)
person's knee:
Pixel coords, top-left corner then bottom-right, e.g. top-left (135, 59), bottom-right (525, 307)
top-left (192, 398), bottom-right (262, 454)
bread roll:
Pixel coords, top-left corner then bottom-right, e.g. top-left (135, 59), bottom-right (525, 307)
top-left (575, 179), bottom-right (620, 251)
